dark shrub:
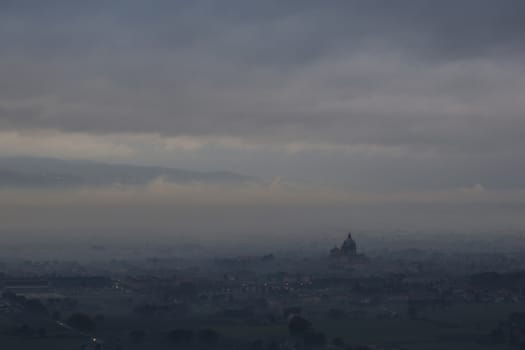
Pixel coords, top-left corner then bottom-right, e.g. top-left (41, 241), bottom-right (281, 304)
top-left (130, 330), bottom-right (145, 344)
top-left (303, 330), bottom-right (326, 348)
top-left (288, 315), bottom-right (311, 337)
top-left (168, 328), bottom-right (194, 343)
top-left (66, 313), bottom-right (96, 332)
top-left (197, 328), bottom-right (219, 344)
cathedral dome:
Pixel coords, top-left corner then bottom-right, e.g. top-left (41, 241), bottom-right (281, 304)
top-left (341, 232), bottom-right (357, 255)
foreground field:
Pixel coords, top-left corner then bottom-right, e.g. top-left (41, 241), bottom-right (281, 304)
top-left (0, 300), bottom-right (520, 349)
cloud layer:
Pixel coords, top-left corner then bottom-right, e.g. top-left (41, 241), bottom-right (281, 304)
top-left (1, 1), bottom-right (525, 234)
top-left (2, 1), bottom-right (525, 146)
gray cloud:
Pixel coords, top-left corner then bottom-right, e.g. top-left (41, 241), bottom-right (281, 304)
top-left (1, 0), bottom-right (525, 195)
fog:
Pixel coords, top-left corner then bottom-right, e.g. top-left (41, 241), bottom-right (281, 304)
top-left (1, 178), bottom-right (524, 248)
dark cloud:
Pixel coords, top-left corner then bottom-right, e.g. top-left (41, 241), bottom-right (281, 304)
top-left (3, 1), bottom-right (524, 55)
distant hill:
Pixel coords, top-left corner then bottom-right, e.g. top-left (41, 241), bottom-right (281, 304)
top-left (0, 157), bottom-right (255, 187)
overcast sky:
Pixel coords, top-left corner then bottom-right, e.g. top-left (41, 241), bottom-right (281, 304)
top-left (1, 0), bottom-right (525, 235)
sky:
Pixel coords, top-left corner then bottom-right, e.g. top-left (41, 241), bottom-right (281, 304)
top-left (1, 0), bottom-right (525, 238)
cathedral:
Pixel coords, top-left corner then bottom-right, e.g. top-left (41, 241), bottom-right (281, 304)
top-left (330, 232), bottom-right (358, 259)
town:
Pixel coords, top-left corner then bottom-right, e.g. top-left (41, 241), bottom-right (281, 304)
top-left (1, 232), bottom-right (524, 349)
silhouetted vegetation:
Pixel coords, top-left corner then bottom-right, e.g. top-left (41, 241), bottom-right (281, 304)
top-left (66, 313), bottom-right (96, 332)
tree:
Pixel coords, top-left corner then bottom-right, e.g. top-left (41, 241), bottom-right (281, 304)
top-left (133, 303), bottom-right (157, 317)
top-left (283, 306), bottom-right (302, 318)
top-left (51, 310), bottom-right (61, 321)
top-left (38, 328), bottom-right (47, 338)
top-left (15, 324), bottom-right (30, 336)
top-left (168, 329), bottom-right (194, 343)
top-left (303, 330), bottom-right (326, 348)
top-left (66, 313), bottom-right (96, 332)
top-left (327, 308), bottom-right (346, 320)
top-left (332, 337), bottom-right (345, 347)
top-left (251, 339), bottom-right (264, 349)
top-left (288, 315), bottom-right (312, 337)
top-left (175, 282), bottom-right (198, 301)
top-left (25, 299), bottom-right (48, 315)
top-left (129, 330), bottom-right (145, 344)
top-left (407, 304), bottom-right (419, 320)
top-left (197, 328), bottom-right (219, 344)
top-left (268, 340), bottom-right (280, 350)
